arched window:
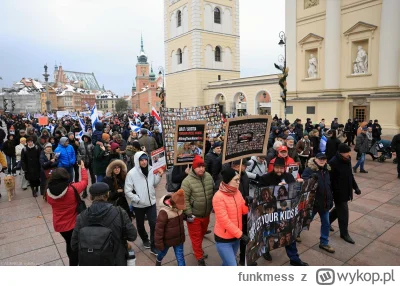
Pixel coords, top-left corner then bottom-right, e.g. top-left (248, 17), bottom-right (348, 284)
top-left (214, 7), bottom-right (221, 24)
top-left (215, 46), bottom-right (221, 62)
top-left (177, 49), bottom-right (182, 64)
top-left (177, 10), bottom-right (182, 27)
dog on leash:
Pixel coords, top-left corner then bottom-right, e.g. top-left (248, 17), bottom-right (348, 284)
top-left (4, 175), bottom-right (16, 202)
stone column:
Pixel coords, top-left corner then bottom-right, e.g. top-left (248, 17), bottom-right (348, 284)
top-left (378, 0), bottom-right (400, 87)
top-left (285, 0), bottom-right (297, 92)
top-left (324, 0), bottom-right (341, 90)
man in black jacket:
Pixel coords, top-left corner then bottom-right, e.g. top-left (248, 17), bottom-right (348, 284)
top-left (372, 119), bottom-right (382, 141)
top-left (258, 157), bottom-right (308, 266)
top-left (391, 133), bottom-right (400, 179)
top-left (71, 182), bottom-right (137, 266)
top-left (204, 141), bottom-right (223, 190)
top-left (329, 144), bottom-right (361, 244)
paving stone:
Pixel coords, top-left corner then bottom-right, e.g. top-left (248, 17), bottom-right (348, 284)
top-left (0, 216), bottom-right (45, 235)
top-left (0, 208), bottom-right (42, 224)
top-left (369, 204), bottom-right (400, 223)
top-left (0, 233), bottom-right (54, 260)
top-left (349, 215), bottom-right (394, 239)
top-left (0, 197), bottom-right (37, 210)
top-left (0, 245), bottom-right (60, 266)
top-left (376, 224), bottom-right (400, 249)
top-left (55, 242), bottom-right (67, 258)
top-left (387, 195), bottom-right (400, 207)
top-left (347, 241), bottom-right (400, 266)
top-left (348, 198), bottom-right (382, 214)
top-left (0, 224), bottom-right (49, 246)
top-left (41, 259), bottom-right (64, 266)
top-left (297, 248), bottom-right (344, 266)
top-left (362, 190), bottom-right (397, 203)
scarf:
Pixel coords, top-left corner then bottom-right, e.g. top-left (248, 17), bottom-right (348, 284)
top-left (219, 182), bottom-right (238, 195)
top-left (45, 149), bottom-right (53, 160)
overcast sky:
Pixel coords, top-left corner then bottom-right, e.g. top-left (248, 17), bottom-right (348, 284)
top-left (0, 0), bottom-right (284, 96)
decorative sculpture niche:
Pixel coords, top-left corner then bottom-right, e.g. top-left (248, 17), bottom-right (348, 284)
top-left (353, 46), bottom-right (368, 74)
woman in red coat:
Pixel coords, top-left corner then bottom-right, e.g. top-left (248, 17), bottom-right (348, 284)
top-left (46, 160), bottom-right (88, 266)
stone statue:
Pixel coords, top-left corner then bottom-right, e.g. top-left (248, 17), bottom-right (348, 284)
top-left (307, 54), bottom-right (318, 78)
top-left (305, 0), bottom-right (319, 9)
top-left (353, 46), bottom-right (368, 74)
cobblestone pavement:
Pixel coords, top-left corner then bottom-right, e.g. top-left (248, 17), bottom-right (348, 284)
top-left (0, 147), bottom-right (399, 266)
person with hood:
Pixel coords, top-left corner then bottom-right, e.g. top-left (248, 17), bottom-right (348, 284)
top-left (102, 159), bottom-right (131, 218)
top-left (259, 157), bottom-right (306, 265)
top-left (55, 123), bottom-right (67, 137)
top-left (329, 143), bottom-right (361, 244)
top-left (21, 137), bottom-right (41, 197)
top-left (93, 134), bottom-right (111, 182)
top-left (26, 127), bottom-right (38, 144)
top-left (205, 141), bottom-right (223, 191)
top-left (15, 137), bottom-right (29, 190)
top-left (38, 129), bottom-right (51, 146)
top-left (125, 142), bottom-right (141, 171)
top-left (296, 131), bottom-right (311, 171)
top-left (301, 153), bottom-right (335, 253)
top-left (213, 167), bottom-right (250, 266)
top-left (39, 143), bottom-right (58, 198)
top-left (353, 127), bottom-right (369, 173)
top-left (325, 130), bottom-right (341, 162)
top-left (124, 151), bottom-right (163, 256)
top-left (54, 137), bottom-right (76, 182)
top-left (2, 134), bottom-right (17, 175)
top-left (46, 162), bottom-right (88, 266)
top-left (91, 121), bottom-right (104, 145)
top-left (181, 155), bottom-right (214, 266)
top-left (78, 132), bottom-right (95, 197)
top-left (152, 126), bottom-right (163, 148)
top-left (154, 189), bottom-right (187, 266)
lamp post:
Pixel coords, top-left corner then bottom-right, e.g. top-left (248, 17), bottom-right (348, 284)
top-left (158, 66), bottom-right (165, 108)
top-left (43, 64), bottom-right (51, 113)
top-left (274, 31), bottom-right (288, 120)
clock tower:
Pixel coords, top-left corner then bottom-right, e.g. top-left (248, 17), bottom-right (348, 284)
top-left (135, 35), bottom-right (150, 92)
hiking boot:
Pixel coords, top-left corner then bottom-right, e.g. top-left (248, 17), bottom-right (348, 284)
top-left (319, 244), bottom-right (335, 253)
top-left (142, 240), bottom-right (151, 249)
top-left (290, 260), bottom-right (309, 266)
top-left (263, 252), bottom-right (272, 261)
top-left (197, 259), bottom-right (206, 266)
top-left (360, 169), bottom-right (368, 173)
top-left (155, 259), bottom-right (161, 266)
top-left (353, 167), bottom-right (357, 173)
top-left (150, 247), bottom-right (160, 256)
top-left (340, 234), bottom-right (355, 244)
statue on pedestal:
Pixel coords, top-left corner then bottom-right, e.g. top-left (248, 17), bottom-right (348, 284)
top-left (353, 46), bottom-right (368, 74)
top-left (307, 54), bottom-right (318, 78)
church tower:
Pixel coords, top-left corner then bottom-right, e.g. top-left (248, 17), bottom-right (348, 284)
top-left (164, 0), bottom-right (240, 108)
top-left (135, 35), bottom-right (150, 92)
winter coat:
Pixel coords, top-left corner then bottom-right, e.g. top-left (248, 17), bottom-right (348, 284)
top-left (171, 165), bottom-right (189, 185)
top-left (46, 168), bottom-right (88, 232)
top-left (71, 201), bottom-right (137, 266)
top-left (205, 150), bottom-right (222, 187)
top-left (328, 153), bottom-right (359, 203)
top-left (2, 138), bottom-right (16, 157)
top-left (181, 169), bottom-right (214, 217)
top-left (391, 134), bottom-right (400, 154)
top-left (93, 144), bottom-right (111, 175)
top-left (294, 123), bottom-right (304, 140)
top-left (78, 133), bottom-right (94, 166)
top-left (54, 144), bottom-right (76, 168)
top-left (372, 123), bottom-right (382, 140)
top-left (246, 156), bottom-right (267, 180)
top-left (138, 134), bottom-right (158, 154)
top-left (40, 151), bottom-right (58, 171)
top-left (266, 147), bottom-right (278, 165)
top-left (21, 145), bottom-right (41, 184)
top-left (296, 138), bottom-right (311, 157)
top-left (124, 151), bottom-right (162, 208)
top-left (355, 133), bottom-right (369, 153)
top-left (287, 146), bottom-right (301, 165)
top-left (55, 126), bottom-right (67, 136)
top-left (309, 134), bottom-right (320, 156)
top-left (213, 187), bottom-right (248, 240)
top-left (102, 160), bottom-right (130, 216)
top-left (154, 195), bottom-right (185, 250)
top-left (0, 152), bottom-right (7, 169)
top-left (268, 155), bottom-right (296, 174)
top-left (15, 143), bottom-right (25, 161)
top-left (152, 132), bottom-right (163, 148)
top-left (325, 137), bottom-right (341, 162)
top-left (301, 158), bottom-right (333, 212)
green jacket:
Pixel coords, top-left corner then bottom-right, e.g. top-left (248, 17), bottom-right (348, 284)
top-left (181, 170), bottom-right (214, 217)
top-left (93, 144), bottom-right (110, 175)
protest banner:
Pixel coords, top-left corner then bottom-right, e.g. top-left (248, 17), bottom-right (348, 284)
top-left (222, 115), bottom-right (271, 164)
top-left (151, 147), bottom-right (167, 174)
top-left (174, 121), bottom-right (206, 165)
top-left (245, 179), bottom-right (317, 265)
top-left (160, 104), bottom-right (222, 166)
top-left (38, 116), bottom-right (48, 126)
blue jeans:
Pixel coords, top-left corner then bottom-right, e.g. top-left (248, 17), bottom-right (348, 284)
top-left (216, 240), bottom-right (240, 266)
top-left (285, 241), bottom-right (300, 263)
top-left (313, 210), bottom-right (330, 246)
top-left (65, 167), bottom-right (74, 183)
top-left (354, 153), bottom-right (366, 170)
top-left (156, 244), bottom-right (185, 266)
top-left (6, 155), bottom-right (16, 174)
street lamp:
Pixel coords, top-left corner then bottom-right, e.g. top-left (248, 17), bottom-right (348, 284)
top-left (158, 66), bottom-right (165, 108)
top-left (274, 31), bottom-right (288, 120)
top-left (43, 64), bottom-right (51, 113)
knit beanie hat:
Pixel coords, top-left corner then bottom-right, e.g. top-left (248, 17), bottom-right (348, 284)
top-left (274, 157), bottom-right (285, 167)
top-left (212, 141), bottom-right (222, 149)
top-left (338, 143), bottom-right (351, 153)
top-left (139, 153), bottom-right (149, 161)
top-left (170, 189), bottom-right (186, 210)
top-left (286, 136), bottom-right (295, 141)
top-left (102, 133), bottom-right (110, 141)
top-left (221, 167), bottom-right (238, 184)
top-left (89, 182), bottom-right (110, 196)
top-left (303, 131), bottom-right (309, 136)
top-left (110, 142), bottom-right (120, 152)
top-left (68, 132), bottom-right (74, 137)
top-left (44, 143), bottom-right (52, 149)
top-left (59, 137), bottom-right (68, 145)
top-left (192, 155), bottom-right (205, 169)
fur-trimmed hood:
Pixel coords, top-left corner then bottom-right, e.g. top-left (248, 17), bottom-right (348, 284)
top-left (307, 157), bottom-right (331, 171)
top-left (105, 159), bottom-right (127, 177)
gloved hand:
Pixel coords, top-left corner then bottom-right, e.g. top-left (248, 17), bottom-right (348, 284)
top-left (354, 188), bottom-right (361, 195)
top-left (240, 234), bottom-right (250, 245)
top-left (245, 196), bottom-right (253, 207)
top-left (186, 214), bottom-right (196, 223)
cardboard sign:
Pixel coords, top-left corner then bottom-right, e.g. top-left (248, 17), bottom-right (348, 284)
top-left (38, 116), bottom-right (49, 126)
top-left (222, 115), bottom-right (272, 164)
top-left (174, 120), bottom-right (207, 165)
top-left (151, 147), bottom-right (167, 174)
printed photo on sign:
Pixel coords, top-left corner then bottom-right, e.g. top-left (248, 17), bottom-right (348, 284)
top-left (174, 121), bottom-right (207, 165)
top-left (151, 147), bottom-right (167, 174)
top-left (287, 164), bottom-right (299, 179)
top-left (274, 185), bottom-right (289, 200)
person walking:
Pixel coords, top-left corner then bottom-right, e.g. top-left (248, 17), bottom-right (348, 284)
top-left (353, 127), bottom-right (369, 173)
top-left (54, 137), bottom-right (76, 182)
top-left (15, 137), bottom-right (29, 190)
top-left (329, 143), bottom-right (361, 244)
top-left (205, 141), bottom-right (223, 191)
top-left (344, 119), bottom-right (353, 146)
top-left (213, 167), bottom-right (250, 266)
top-left (21, 137), bottom-right (41, 197)
top-left (2, 134), bottom-right (17, 176)
top-left (39, 143), bottom-right (58, 199)
top-left (325, 130), bottom-right (341, 162)
top-left (372, 120), bottom-right (382, 141)
top-left (296, 131), bottom-right (311, 171)
top-left (181, 155), bottom-right (214, 266)
top-left (46, 161), bottom-right (88, 266)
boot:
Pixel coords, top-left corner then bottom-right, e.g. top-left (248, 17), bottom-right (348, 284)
top-left (340, 234), bottom-right (355, 244)
top-left (197, 259), bottom-right (206, 266)
top-left (155, 259), bottom-right (161, 266)
top-left (31, 187), bottom-right (38, 198)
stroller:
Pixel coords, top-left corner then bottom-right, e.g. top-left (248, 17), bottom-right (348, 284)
top-left (374, 140), bottom-right (393, 162)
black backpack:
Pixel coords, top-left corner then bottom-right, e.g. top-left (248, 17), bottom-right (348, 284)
top-left (78, 207), bottom-right (125, 266)
top-left (165, 167), bottom-right (181, 193)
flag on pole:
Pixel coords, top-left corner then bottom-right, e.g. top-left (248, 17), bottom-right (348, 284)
top-left (84, 102), bottom-right (91, 111)
top-left (151, 106), bottom-right (162, 133)
top-left (79, 118), bottom-right (86, 132)
top-left (27, 113), bottom-right (31, 121)
top-left (90, 104), bottom-right (99, 130)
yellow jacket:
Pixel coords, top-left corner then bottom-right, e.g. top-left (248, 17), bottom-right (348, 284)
top-left (0, 152), bottom-right (7, 169)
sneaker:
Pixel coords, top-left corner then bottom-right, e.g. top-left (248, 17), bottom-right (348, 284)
top-left (319, 244), bottom-right (335, 253)
top-left (197, 258), bottom-right (206, 266)
top-left (142, 240), bottom-right (151, 249)
top-left (263, 252), bottom-right (272, 261)
top-left (360, 169), bottom-right (368, 173)
top-left (150, 247), bottom-right (160, 256)
top-left (155, 259), bottom-right (161, 266)
top-left (353, 167), bottom-right (357, 173)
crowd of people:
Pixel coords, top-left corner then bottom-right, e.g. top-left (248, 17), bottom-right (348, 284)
top-left (0, 112), bottom-right (399, 267)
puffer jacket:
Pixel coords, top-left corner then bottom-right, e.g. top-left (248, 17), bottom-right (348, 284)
top-left (46, 168), bottom-right (88, 232)
top-left (15, 143), bottom-right (25, 161)
top-left (355, 133), bottom-right (369, 153)
top-left (154, 195), bottom-right (185, 251)
top-left (54, 143), bottom-right (76, 168)
top-left (301, 158), bottom-right (333, 212)
top-left (78, 132), bottom-right (94, 165)
top-left (181, 169), bottom-right (214, 217)
top-left (124, 151), bottom-right (161, 208)
top-left (213, 185), bottom-right (248, 240)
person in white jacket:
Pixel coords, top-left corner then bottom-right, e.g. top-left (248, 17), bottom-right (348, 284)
top-left (246, 156), bottom-right (267, 196)
top-left (124, 151), bottom-right (163, 256)
top-left (15, 137), bottom-right (29, 190)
